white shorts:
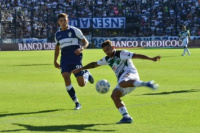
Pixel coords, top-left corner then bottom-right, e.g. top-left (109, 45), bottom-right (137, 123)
top-left (114, 71), bottom-right (140, 96)
top-left (182, 38), bottom-right (188, 46)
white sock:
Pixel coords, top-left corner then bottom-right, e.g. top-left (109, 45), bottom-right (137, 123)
top-left (83, 70), bottom-right (89, 84)
top-left (183, 48), bottom-right (186, 54)
top-left (133, 80), bottom-right (145, 87)
top-left (119, 106), bottom-right (130, 117)
top-left (186, 48), bottom-right (190, 54)
top-left (74, 99), bottom-right (79, 103)
top-left (66, 84), bottom-right (73, 90)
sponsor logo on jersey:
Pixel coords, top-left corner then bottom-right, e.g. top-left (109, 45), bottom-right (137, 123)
top-left (68, 32), bottom-right (72, 37)
top-left (121, 51), bottom-right (128, 56)
top-left (57, 35), bottom-right (62, 39)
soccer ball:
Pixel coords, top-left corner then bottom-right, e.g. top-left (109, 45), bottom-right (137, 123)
top-left (96, 79), bottom-right (110, 94)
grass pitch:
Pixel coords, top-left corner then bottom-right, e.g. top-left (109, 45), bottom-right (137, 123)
top-left (0, 48), bottom-right (200, 133)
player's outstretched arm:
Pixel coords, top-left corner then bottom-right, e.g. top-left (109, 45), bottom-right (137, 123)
top-left (54, 45), bottom-right (60, 69)
top-left (178, 35), bottom-right (181, 40)
top-left (81, 38), bottom-right (89, 49)
top-left (188, 32), bottom-right (191, 43)
top-left (72, 62), bottom-right (100, 74)
top-left (132, 54), bottom-right (161, 62)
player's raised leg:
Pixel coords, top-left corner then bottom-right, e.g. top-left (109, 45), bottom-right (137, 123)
top-left (119, 79), bottom-right (159, 90)
top-left (118, 72), bottom-right (158, 90)
top-left (84, 70), bottom-right (94, 84)
top-left (62, 72), bottom-right (81, 110)
top-left (75, 70), bottom-right (94, 86)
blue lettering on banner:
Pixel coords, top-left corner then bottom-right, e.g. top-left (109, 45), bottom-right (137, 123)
top-left (93, 19), bottom-right (98, 28)
top-left (81, 18), bottom-right (88, 28)
top-left (105, 19), bottom-right (109, 27)
top-left (98, 18), bottom-right (103, 28)
top-left (69, 18), bottom-right (78, 27)
top-left (120, 19), bottom-right (125, 28)
top-left (69, 17), bottom-right (126, 29)
top-left (111, 18), bottom-right (118, 28)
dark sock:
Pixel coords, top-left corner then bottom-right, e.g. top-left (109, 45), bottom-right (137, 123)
top-left (66, 85), bottom-right (77, 102)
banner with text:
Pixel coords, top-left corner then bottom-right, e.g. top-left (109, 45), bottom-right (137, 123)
top-left (93, 36), bottom-right (200, 47)
top-left (112, 40), bottom-right (182, 48)
top-left (0, 43), bottom-right (56, 51)
top-left (69, 17), bottom-right (126, 29)
top-left (2, 38), bottom-right (47, 43)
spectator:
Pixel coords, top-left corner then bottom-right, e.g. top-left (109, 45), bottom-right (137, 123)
top-left (6, 13), bottom-right (13, 22)
top-left (1, 0), bottom-right (200, 40)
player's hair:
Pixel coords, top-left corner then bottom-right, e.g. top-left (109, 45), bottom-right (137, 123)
top-left (57, 13), bottom-right (68, 20)
top-left (101, 40), bottom-right (113, 48)
top-left (181, 24), bottom-right (186, 28)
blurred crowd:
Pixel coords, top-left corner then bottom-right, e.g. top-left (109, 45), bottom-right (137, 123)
top-left (1, 0), bottom-right (200, 40)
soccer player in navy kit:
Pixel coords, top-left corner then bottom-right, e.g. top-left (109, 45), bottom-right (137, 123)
top-left (54, 13), bottom-right (94, 110)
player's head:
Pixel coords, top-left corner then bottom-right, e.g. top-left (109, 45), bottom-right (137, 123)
top-left (181, 25), bottom-right (186, 30)
top-left (101, 40), bottom-right (115, 57)
top-left (57, 13), bottom-right (69, 29)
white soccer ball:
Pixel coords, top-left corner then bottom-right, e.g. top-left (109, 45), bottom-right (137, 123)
top-left (96, 79), bottom-right (110, 94)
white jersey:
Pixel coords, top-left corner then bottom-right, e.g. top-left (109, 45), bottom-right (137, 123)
top-left (97, 50), bottom-right (138, 79)
top-left (179, 30), bottom-right (190, 46)
top-left (179, 30), bottom-right (190, 41)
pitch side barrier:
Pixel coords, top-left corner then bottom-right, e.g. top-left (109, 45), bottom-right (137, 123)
top-left (0, 40), bottom-right (199, 51)
top-left (93, 36), bottom-right (200, 47)
top-left (112, 40), bottom-right (200, 48)
top-left (0, 43), bottom-right (56, 51)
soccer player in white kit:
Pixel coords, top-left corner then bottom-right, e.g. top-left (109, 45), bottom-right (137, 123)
top-left (72, 40), bottom-right (161, 124)
top-left (179, 25), bottom-right (191, 56)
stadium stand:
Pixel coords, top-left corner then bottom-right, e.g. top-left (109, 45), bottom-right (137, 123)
top-left (0, 0), bottom-right (200, 43)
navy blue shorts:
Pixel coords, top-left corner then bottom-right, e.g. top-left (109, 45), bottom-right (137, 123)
top-left (60, 62), bottom-right (84, 77)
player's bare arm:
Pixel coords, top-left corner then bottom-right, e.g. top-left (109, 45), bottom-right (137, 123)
top-left (132, 54), bottom-right (161, 62)
top-left (74, 38), bottom-right (89, 55)
top-left (81, 38), bottom-right (89, 49)
top-left (54, 45), bottom-right (60, 69)
top-left (188, 32), bottom-right (191, 43)
top-left (72, 62), bottom-right (99, 74)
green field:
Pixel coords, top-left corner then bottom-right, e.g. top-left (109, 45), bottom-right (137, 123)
top-left (0, 48), bottom-right (200, 133)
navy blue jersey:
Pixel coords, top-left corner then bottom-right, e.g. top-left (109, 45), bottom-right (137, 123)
top-left (55, 25), bottom-right (85, 64)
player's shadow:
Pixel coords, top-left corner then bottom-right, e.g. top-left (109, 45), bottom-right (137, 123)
top-left (1, 123), bottom-right (115, 132)
top-left (13, 63), bottom-right (51, 66)
top-left (142, 89), bottom-right (200, 95)
top-left (0, 109), bottom-right (64, 118)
